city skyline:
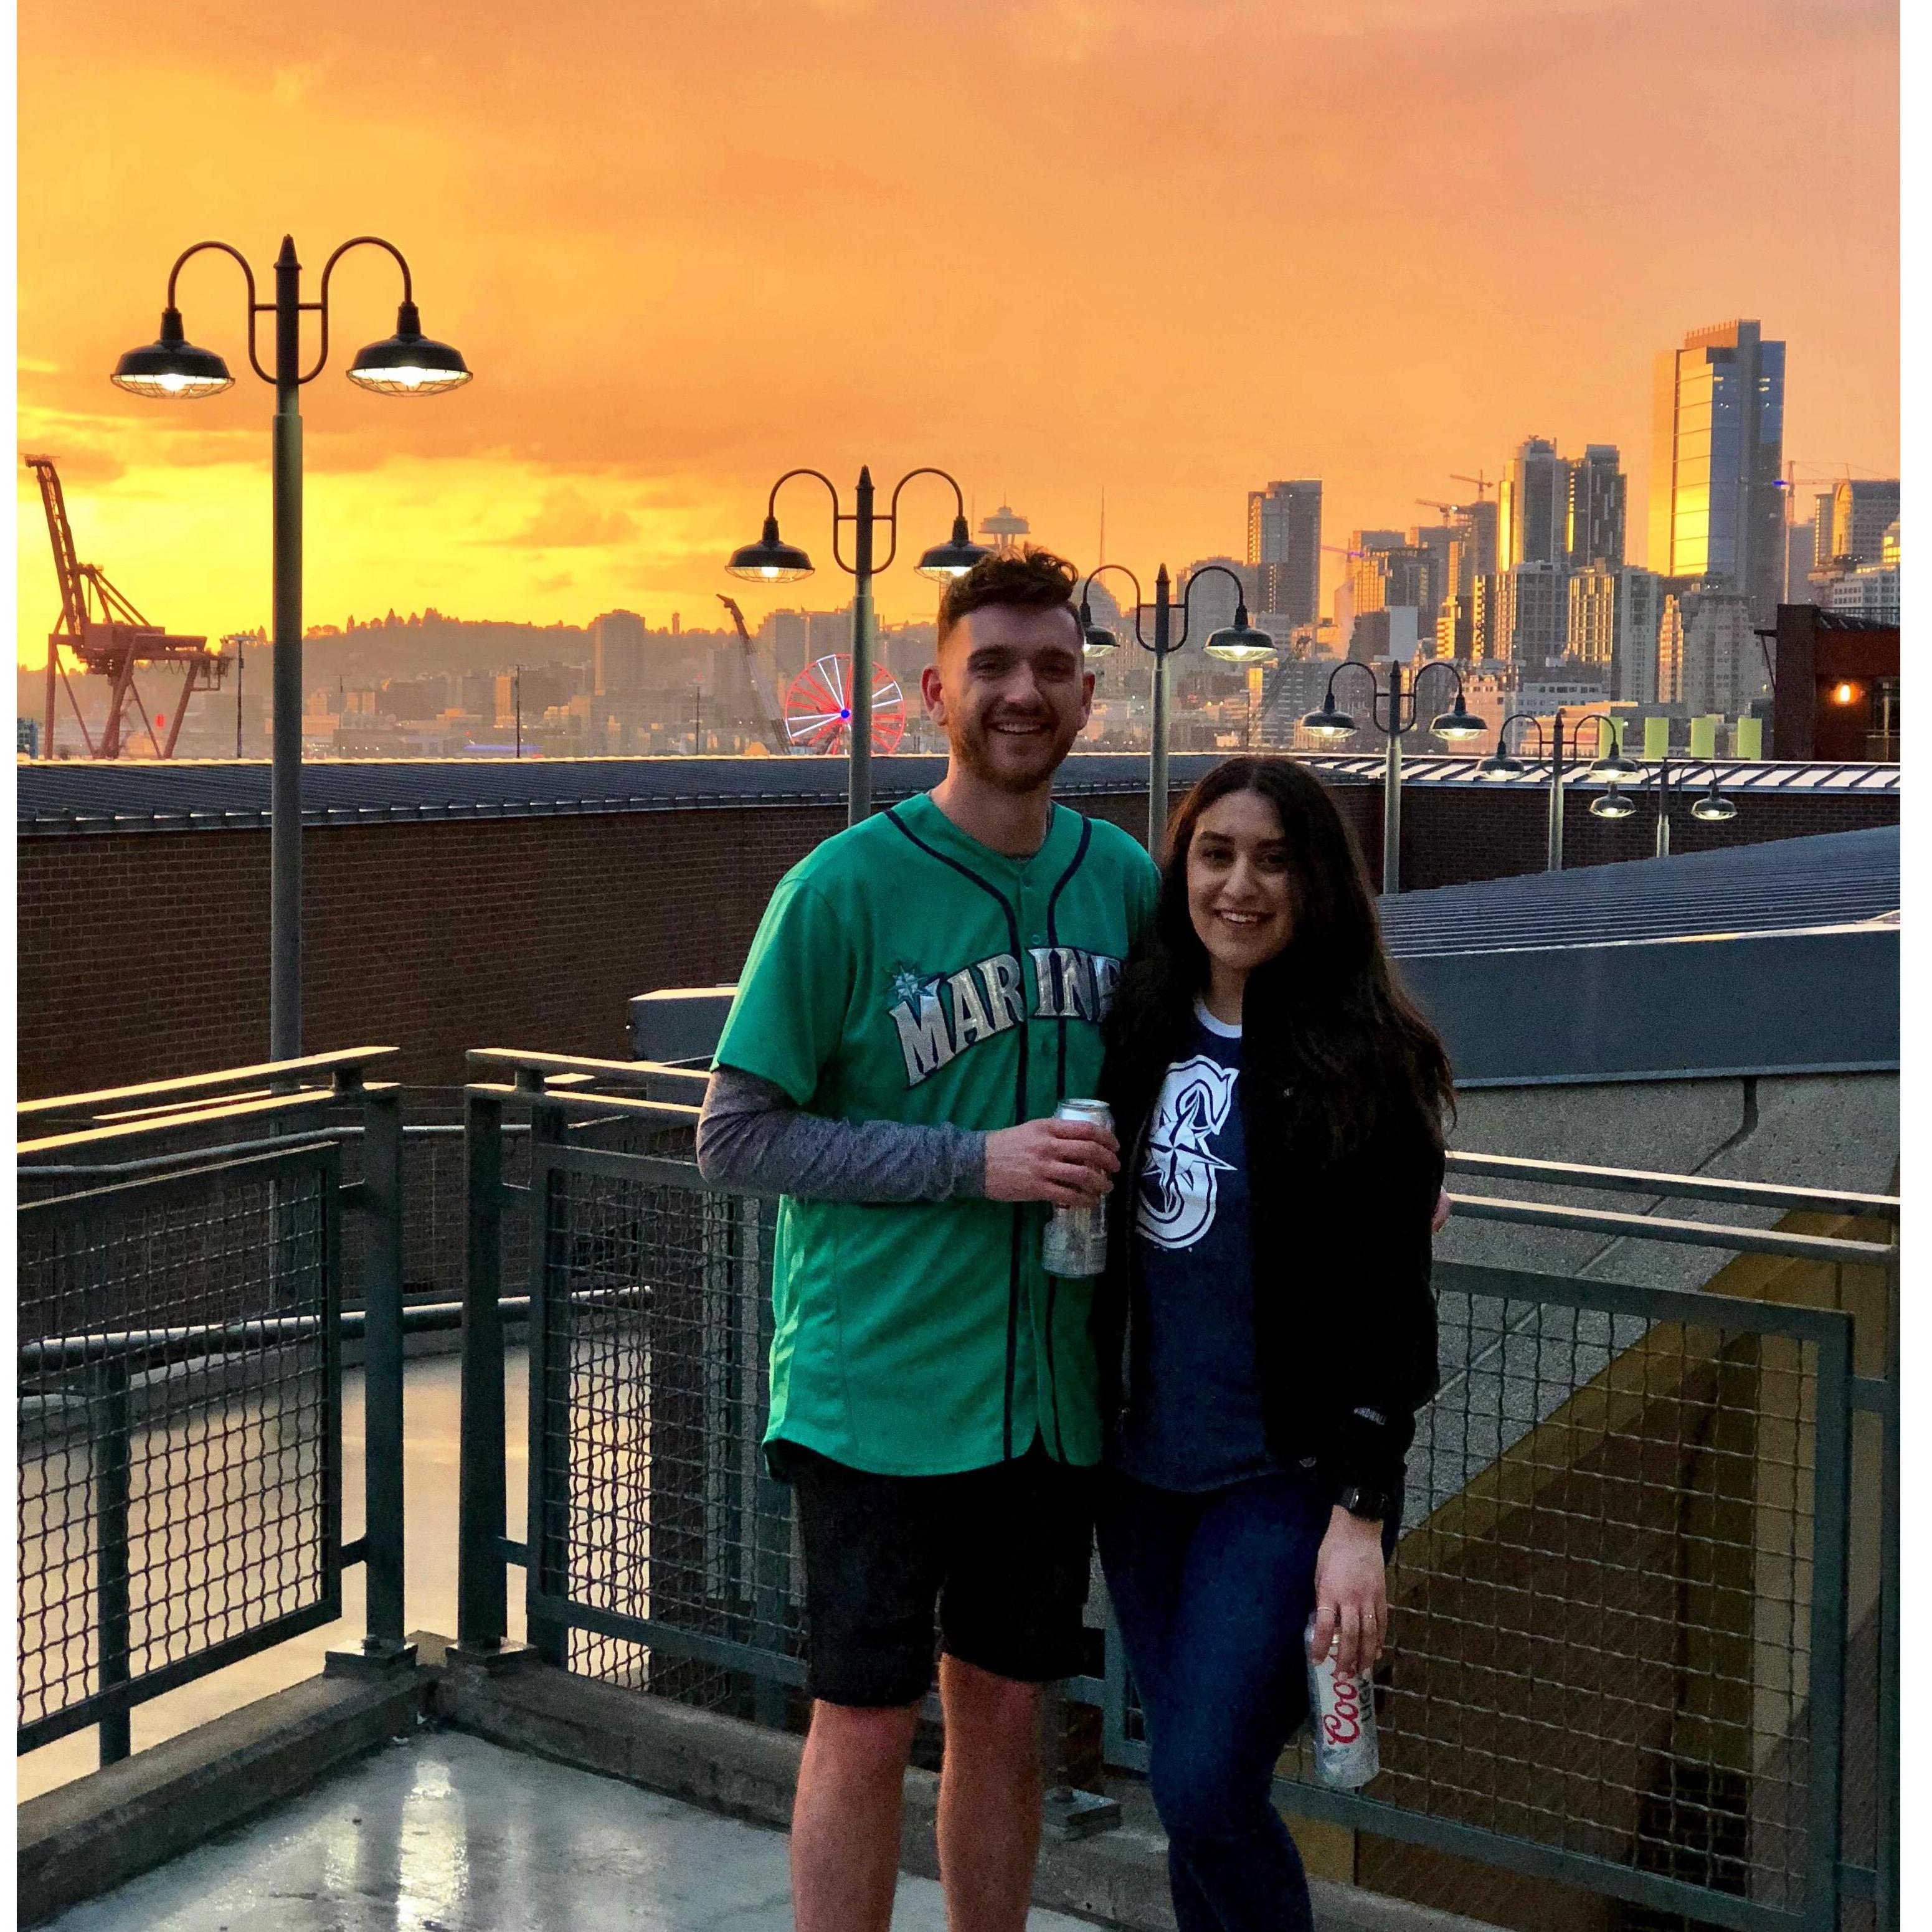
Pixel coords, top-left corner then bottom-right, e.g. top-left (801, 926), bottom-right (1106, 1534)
top-left (17, 0), bottom-right (1898, 667)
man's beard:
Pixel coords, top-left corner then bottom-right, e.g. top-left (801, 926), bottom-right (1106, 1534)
top-left (949, 707), bottom-right (1075, 793)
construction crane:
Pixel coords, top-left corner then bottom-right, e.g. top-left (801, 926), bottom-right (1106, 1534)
top-left (26, 454), bottom-right (227, 759)
top-left (716, 594), bottom-right (793, 755)
top-left (1414, 498), bottom-right (1462, 521)
top-left (1449, 470), bottom-right (1495, 501)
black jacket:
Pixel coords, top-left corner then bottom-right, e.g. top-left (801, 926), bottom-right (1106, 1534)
top-left (1092, 1033), bottom-right (1444, 1505)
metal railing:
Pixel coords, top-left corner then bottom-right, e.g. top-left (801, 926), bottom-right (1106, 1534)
top-left (16, 1051), bottom-right (416, 1767)
top-left (452, 1049), bottom-right (1897, 1932)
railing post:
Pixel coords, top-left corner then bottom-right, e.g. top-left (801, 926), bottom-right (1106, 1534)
top-left (751, 1198), bottom-right (790, 1730)
top-left (525, 1099), bottom-right (569, 1669)
top-left (1876, 1243), bottom-right (1900, 1932)
top-left (456, 1087), bottom-right (510, 1656)
top-left (360, 1087), bottom-right (410, 1660)
top-left (95, 1353), bottom-right (131, 1767)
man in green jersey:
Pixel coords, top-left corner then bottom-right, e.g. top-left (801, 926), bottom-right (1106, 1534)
top-left (697, 547), bottom-right (1160, 1932)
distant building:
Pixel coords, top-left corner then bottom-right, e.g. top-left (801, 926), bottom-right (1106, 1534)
top-left (1178, 557), bottom-right (1256, 641)
top-left (1825, 480), bottom-right (1902, 569)
top-left (1824, 550), bottom-right (1900, 625)
top-left (591, 610), bottom-right (648, 697)
top-left (762, 610), bottom-right (809, 683)
top-left (1246, 480), bottom-right (1323, 628)
top-left (807, 608), bottom-right (853, 664)
top-left (1785, 523), bottom-right (1820, 606)
top-left (1569, 566), bottom-right (1665, 705)
top-left (1657, 595), bottom-right (1685, 706)
top-left (1679, 589), bottom-right (1768, 719)
top-left (1493, 562), bottom-right (1571, 666)
top-left (1567, 567), bottom-right (1617, 679)
top-left (1565, 445), bottom-right (1627, 568)
top-left (1649, 318), bottom-right (1786, 620)
top-left (1499, 438), bottom-right (1569, 569)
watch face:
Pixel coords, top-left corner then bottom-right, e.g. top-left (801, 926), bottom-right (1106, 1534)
top-left (1342, 1486), bottom-right (1385, 1520)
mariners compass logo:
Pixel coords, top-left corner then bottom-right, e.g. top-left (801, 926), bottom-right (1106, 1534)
top-left (1137, 1056), bottom-right (1239, 1251)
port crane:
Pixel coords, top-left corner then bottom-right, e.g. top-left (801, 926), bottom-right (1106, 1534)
top-left (716, 594), bottom-right (795, 754)
top-left (25, 453), bottom-right (227, 759)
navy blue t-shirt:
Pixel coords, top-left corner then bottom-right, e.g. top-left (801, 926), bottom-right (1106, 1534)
top-left (1113, 1003), bottom-right (1283, 1492)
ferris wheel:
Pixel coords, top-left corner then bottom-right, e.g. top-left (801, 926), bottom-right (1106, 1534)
top-left (782, 655), bottom-right (907, 755)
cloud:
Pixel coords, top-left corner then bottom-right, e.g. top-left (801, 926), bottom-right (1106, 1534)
top-left (506, 488), bottom-right (639, 549)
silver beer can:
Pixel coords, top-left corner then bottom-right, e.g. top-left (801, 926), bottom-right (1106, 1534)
top-left (1305, 1614), bottom-right (1380, 1788)
top-left (1041, 1098), bottom-right (1113, 1278)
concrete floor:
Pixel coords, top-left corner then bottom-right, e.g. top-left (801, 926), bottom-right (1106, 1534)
top-left (41, 1730), bottom-right (1099, 1932)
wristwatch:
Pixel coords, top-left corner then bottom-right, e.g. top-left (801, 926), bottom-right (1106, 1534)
top-left (1337, 1484), bottom-right (1390, 1524)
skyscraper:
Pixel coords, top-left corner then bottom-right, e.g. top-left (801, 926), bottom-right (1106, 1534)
top-left (1827, 480), bottom-right (1902, 567)
top-left (1568, 565), bottom-right (1663, 703)
top-left (1649, 318), bottom-right (1786, 620)
top-left (1246, 480), bottom-right (1323, 628)
top-left (1498, 438), bottom-right (1569, 569)
top-left (1565, 445), bottom-right (1627, 567)
top-left (591, 610), bottom-right (648, 696)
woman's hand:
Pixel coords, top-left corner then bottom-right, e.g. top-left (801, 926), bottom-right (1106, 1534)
top-left (1309, 1507), bottom-right (1388, 1680)
top-left (1431, 1188), bottom-right (1452, 1234)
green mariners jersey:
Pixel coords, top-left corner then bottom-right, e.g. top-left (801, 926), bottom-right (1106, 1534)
top-left (713, 788), bottom-right (1161, 1477)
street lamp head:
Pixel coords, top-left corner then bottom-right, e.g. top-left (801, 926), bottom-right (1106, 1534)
top-left (1429, 700), bottom-right (1487, 743)
top-left (346, 301), bottom-right (473, 396)
top-left (1590, 749), bottom-right (1642, 787)
top-left (1477, 749), bottom-right (1523, 779)
top-left (1690, 779), bottom-right (1738, 823)
top-left (1077, 599), bottom-right (1118, 658)
top-left (726, 515), bottom-right (815, 583)
top-left (111, 307), bottom-right (235, 399)
top-left (915, 515), bottom-right (991, 582)
top-left (1203, 602), bottom-right (1275, 664)
top-left (1589, 786), bottom-right (1637, 820)
top-left (1301, 693), bottom-right (1357, 740)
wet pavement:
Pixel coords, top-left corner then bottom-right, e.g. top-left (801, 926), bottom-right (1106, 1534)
top-left (40, 1728), bottom-right (1096, 1931)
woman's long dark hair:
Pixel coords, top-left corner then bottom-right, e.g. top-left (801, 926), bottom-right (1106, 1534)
top-left (1106, 756), bottom-right (1455, 1159)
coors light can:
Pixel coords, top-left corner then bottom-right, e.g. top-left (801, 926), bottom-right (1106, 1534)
top-left (1040, 1099), bottom-right (1113, 1278)
top-left (1305, 1616), bottom-right (1380, 1788)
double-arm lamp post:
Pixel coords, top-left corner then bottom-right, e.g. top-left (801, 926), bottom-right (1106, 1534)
top-left (1477, 708), bottom-right (1641, 871)
top-left (1588, 759), bottom-right (1738, 853)
top-left (1076, 562), bottom-right (1274, 852)
top-left (726, 466), bottom-right (987, 825)
top-left (112, 235), bottom-right (471, 1060)
top-left (1300, 659), bottom-right (1487, 894)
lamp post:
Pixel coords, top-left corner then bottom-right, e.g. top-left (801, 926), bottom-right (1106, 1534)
top-left (1589, 758), bottom-right (1738, 856)
top-left (114, 236), bottom-right (471, 1061)
top-left (1543, 709), bottom-right (1637, 872)
top-left (727, 466), bottom-right (986, 825)
top-left (1478, 707), bottom-right (1636, 870)
top-left (1300, 659), bottom-right (1487, 894)
top-left (1076, 563), bottom-right (1273, 852)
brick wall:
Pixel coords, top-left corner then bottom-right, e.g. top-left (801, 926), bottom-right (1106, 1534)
top-left (16, 776), bottom-right (1895, 1100)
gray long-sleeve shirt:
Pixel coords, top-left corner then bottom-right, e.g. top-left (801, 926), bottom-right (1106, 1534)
top-left (695, 1064), bottom-right (988, 1203)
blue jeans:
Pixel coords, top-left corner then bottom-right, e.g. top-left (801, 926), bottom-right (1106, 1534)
top-left (1097, 1464), bottom-right (1395, 1932)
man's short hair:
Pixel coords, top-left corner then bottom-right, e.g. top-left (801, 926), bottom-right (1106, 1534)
top-left (935, 546), bottom-right (1082, 652)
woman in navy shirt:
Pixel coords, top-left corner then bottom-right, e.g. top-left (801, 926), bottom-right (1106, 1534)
top-left (1096, 756), bottom-right (1452, 1932)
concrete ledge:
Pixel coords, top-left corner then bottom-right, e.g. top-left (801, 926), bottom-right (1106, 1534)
top-left (427, 1638), bottom-right (1503, 1932)
top-left (16, 1660), bottom-right (426, 1928)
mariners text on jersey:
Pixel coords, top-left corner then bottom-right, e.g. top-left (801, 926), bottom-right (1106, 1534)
top-left (889, 947), bottom-right (1124, 1086)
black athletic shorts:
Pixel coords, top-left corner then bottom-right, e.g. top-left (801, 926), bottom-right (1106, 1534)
top-left (770, 1437), bottom-right (1097, 1708)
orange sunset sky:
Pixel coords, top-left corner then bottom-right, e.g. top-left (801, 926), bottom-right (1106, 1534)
top-left (17, 0), bottom-right (1899, 668)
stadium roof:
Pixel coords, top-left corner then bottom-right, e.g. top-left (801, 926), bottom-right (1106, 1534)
top-left (1380, 824), bottom-right (1899, 958)
top-left (14, 750), bottom-right (1896, 835)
